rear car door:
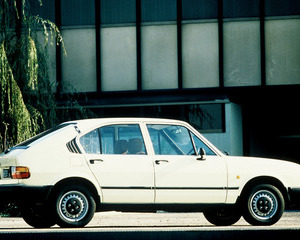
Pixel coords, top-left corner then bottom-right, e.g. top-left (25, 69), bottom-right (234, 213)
top-left (80, 123), bottom-right (155, 203)
top-left (146, 123), bottom-right (228, 204)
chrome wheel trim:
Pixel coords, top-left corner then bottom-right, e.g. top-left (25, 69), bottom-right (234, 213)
top-left (58, 191), bottom-right (89, 222)
top-left (249, 190), bottom-right (278, 220)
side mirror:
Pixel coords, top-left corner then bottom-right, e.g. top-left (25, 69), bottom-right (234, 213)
top-left (223, 151), bottom-right (229, 156)
top-left (197, 148), bottom-right (206, 160)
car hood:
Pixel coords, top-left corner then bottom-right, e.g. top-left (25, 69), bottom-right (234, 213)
top-left (226, 155), bottom-right (299, 171)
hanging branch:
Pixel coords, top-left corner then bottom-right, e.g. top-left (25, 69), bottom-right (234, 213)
top-left (0, 0), bottom-right (65, 151)
top-left (0, 0), bottom-right (92, 152)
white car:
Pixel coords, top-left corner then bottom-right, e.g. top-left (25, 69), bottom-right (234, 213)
top-left (0, 118), bottom-right (299, 228)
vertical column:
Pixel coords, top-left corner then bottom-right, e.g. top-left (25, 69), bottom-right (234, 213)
top-left (259, 0), bottom-right (266, 86)
top-left (177, 0), bottom-right (183, 89)
top-left (95, 0), bottom-right (102, 93)
top-left (136, 0), bottom-right (142, 91)
top-left (218, 0), bottom-right (224, 88)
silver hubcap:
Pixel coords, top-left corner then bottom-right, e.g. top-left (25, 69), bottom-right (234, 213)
top-left (250, 190), bottom-right (278, 220)
top-left (59, 191), bottom-right (89, 222)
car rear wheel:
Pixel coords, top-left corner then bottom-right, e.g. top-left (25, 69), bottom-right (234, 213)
top-left (53, 185), bottom-right (96, 228)
top-left (242, 184), bottom-right (285, 226)
top-left (20, 202), bottom-right (56, 228)
top-left (203, 208), bottom-right (241, 226)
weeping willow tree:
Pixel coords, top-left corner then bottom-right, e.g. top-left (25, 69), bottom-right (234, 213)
top-left (0, 0), bottom-right (64, 152)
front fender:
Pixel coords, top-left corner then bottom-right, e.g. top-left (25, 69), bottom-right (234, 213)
top-left (225, 156), bottom-right (296, 204)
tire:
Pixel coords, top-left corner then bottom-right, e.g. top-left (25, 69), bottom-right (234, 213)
top-left (242, 184), bottom-right (285, 226)
top-left (53, 185), bottom-right (96, 228)
top-left (203, 208), bottom-right (241, 226)
top-left (20, 202), bottom-right (56, 228)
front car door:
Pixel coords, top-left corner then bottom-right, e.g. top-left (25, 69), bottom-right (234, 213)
top-left (146, 123), bottom-right (228, 204)
top-left (80, 123), bottom-right (154, 203)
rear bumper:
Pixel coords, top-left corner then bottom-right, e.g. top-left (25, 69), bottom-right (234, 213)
top-left (0, 185), bottom-right (52, 203)
top-left (288, 188), bottom-right (300, 209)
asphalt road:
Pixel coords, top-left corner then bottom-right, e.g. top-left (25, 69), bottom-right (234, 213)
top-left (0, 211), bottom-right (299, 239)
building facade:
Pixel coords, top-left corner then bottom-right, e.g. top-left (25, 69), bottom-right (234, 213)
top-left (32, 0), bottom-right (300, 162)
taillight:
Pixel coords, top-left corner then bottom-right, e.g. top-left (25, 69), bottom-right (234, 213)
top-left (10, 166), bottom-right (31, 179)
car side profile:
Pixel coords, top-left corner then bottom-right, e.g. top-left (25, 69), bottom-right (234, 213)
top-left (0, 118), bottom-right (299, 228)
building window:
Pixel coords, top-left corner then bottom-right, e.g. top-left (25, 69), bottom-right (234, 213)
top-left (141, 25), bottom-right (178, 90)
top-left (100, 0), bottom-right (136, 25)
top-left (222, 0), bottom-right (261, 87)
top-left (182, 23), bottom-right (219, 88)
top-left (141, 0), bottom-right (177, 23)
top-left (265, 19), bottom-right (300, 85)
top-left (101, 27), bottom-right (137, 91)
top-left (182, 0), bottom-right (218, 20)
top-left (60, 0), bottom-right (96, 93)
top-left (29, 0), bottom-right (56, 92)
top-left (29, 0), bottom-right (55, 22)
top-left (223, 0), bottom-right (260, 19)
top-left (140, 0), bottom-right (178, 90)
top-left (223, 21), bottom-right (261, 87)
top-left (61, 29), bottom-right (97, 92)
top-left (92, 103), bottom-right (225, 134)
top-left (61, 0), bottom-right (95, 26)
top-left (265, 0), bottom-right (300, 17)
top-left (187, 104), bottom-right (225, 133)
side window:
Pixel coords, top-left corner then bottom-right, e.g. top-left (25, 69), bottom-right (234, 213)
top-left (100, 124), bottom-right (147, 155)
top-left (79, 129), bottom-right (101, 154)
top-left (191, 132), bottom-right (216, 156)
top-left (147, 125), bottom-right (195, 155)
top-left (80, 124), bottom-right (146, 155)
top-left (99, 126), bottom-right (114, 154)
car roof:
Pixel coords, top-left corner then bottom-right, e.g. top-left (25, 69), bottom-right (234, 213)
top-left (65, 118), bottom-right (188, 133)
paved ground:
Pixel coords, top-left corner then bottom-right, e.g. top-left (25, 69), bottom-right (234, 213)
top-left (0, 211), bottom-right (299, 240)
top-left (0, 210), bottom-right (299, 230)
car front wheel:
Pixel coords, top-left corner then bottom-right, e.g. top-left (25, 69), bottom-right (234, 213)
top-left (203, 208), bottom-right (241, 226)
top-left (53, 185), bottom-right (96, 228)
top-left (242, 184), bottom-right (285, 226)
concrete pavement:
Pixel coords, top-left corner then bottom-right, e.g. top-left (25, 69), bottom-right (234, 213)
top-left (0, 211), bottom-right (299, 240)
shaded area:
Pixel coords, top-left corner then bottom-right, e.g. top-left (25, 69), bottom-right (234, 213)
top-left (0, 229), bottom-right (298, 240)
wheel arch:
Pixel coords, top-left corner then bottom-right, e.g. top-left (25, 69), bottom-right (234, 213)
top-left (238, 176), bottom-right (289, 206)
top-left (48, 177), bottom-right (101, 210)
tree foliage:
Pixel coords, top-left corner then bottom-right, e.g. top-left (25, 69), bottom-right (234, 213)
top-left (0, 0), bottom-right (65, 152)
top-left (0, 0), bottom-right (94, 216)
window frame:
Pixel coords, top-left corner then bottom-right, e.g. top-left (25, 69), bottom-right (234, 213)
top-left (147, 125), bottom-right (191, 155)
top-left (79, 123), bottom-right (148, 155)
top-left (79, 128), bottom-right (101, 154)
top-left (190, 131), bottom-right (217, 156)
top-left (145, 123), bottom-right (218, 156)
top-left (77, 121), bottom-right (222, 157)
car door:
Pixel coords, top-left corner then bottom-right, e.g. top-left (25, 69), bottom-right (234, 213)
top-left (80, 123), bottom-right (155, 203)
top-left (146, 123), bottom-right (228, 204)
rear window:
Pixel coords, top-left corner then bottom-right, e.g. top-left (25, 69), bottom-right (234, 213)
top-left (17, 123), bottom-right (76, 147)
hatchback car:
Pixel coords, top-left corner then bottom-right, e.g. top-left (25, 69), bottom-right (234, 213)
top-left (0, 118), bottom-right (299, 228)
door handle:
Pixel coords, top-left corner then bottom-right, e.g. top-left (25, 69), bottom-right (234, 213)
top-left (155, 160), bottom-right (169, 165)
top-left (90, 159), bottom-right (104, 164)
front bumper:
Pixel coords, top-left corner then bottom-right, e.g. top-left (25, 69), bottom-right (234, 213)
top-left (288, 188), bottom-right (300, 209)
top-left (0, 185), bottom-right (52, 203)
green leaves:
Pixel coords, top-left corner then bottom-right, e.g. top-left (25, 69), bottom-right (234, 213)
top-left (0, 0), bottom-right (88, 153)
top-left (0, 0), bottom-right (58, 152)
top-left (0, 41), bottom-right (33, 148)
